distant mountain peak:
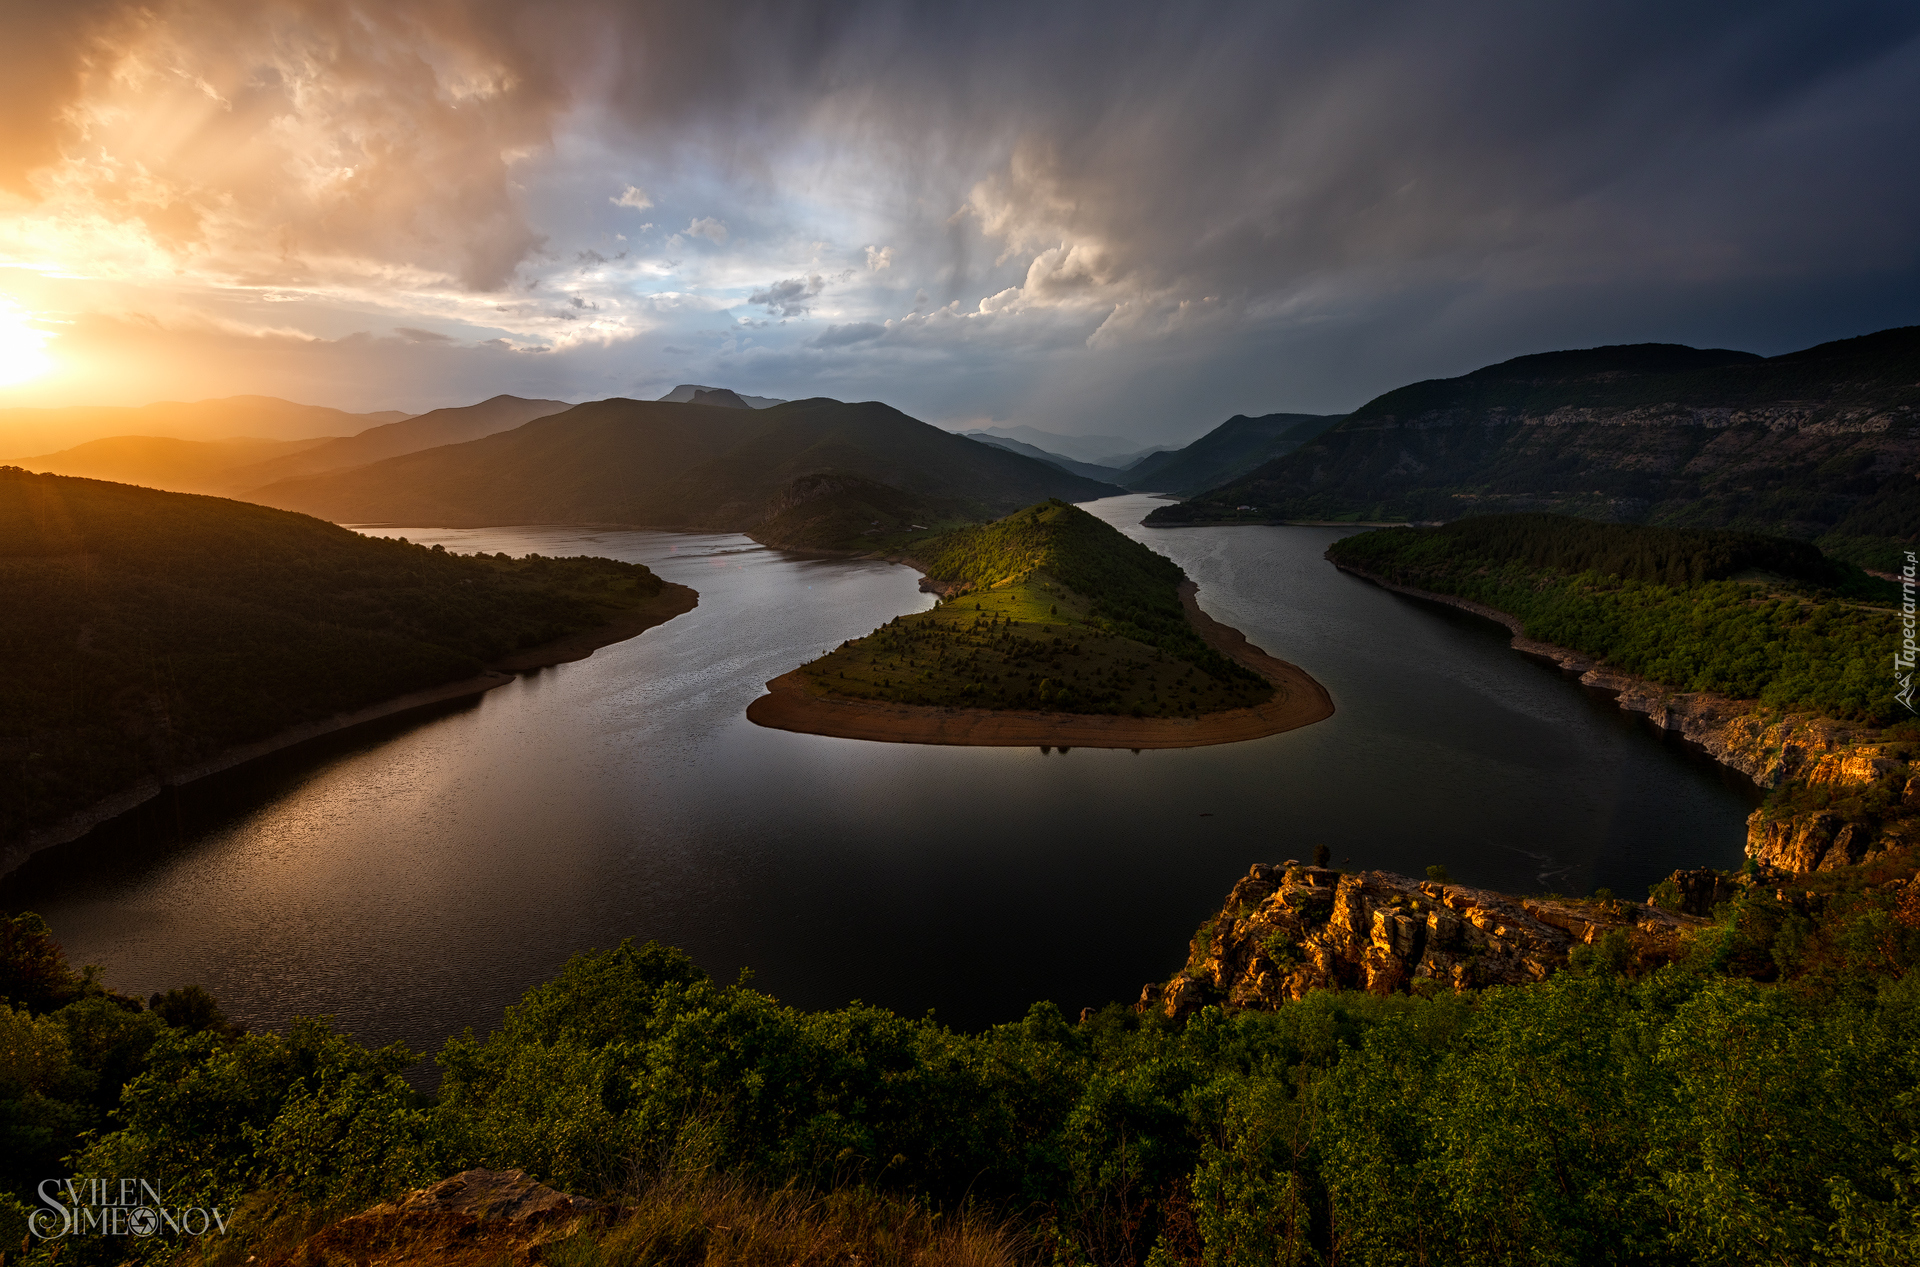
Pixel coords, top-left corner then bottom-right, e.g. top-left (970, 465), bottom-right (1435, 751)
top-left (657, 384), bottom-right (787, 409)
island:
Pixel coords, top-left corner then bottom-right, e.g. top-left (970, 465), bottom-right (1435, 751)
top-left (747, 499), bottom-right (1333, 746)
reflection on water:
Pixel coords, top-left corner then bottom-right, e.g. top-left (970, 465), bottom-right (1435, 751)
top-left (1, 498), bottom-right (1755, 1048)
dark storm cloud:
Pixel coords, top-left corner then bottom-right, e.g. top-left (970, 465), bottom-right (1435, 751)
top-left (3, 0), bottom-right (1915, 429)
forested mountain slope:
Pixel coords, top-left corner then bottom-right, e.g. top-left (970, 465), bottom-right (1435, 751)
top-left (249, 396), bottom-right (1122, 536)
top-left (1123, 411), bottom-right (1344, 494)
top-left (0, 468), bottom-right (687, 845)
top-left (218, 394), bottom-right (571, 489)
top-left (1149, 326), bottom-right (1920, 569)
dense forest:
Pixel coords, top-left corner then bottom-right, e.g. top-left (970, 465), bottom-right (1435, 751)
top-left (0, 468), bottom-right (684, 844)
top-left (4, 859), bottom-right (1918, 1265)
top-left (803, 501), bottom-right (1268, 714)
top-left (1327, 514), bottom-right (1899, 724)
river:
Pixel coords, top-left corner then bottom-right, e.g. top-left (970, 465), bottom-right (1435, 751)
top-left (0, 496), bottom-right (1754, 1048)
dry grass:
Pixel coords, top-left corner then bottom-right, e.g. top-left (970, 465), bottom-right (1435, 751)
top-left (543, 1174), bottom-right (1036, 1267)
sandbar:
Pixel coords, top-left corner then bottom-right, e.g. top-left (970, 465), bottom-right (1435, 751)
top-left (746, 582), bottom-right (1333, 748)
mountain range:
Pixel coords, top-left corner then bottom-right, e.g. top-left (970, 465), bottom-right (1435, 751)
top-left (0, 396), bottom-right (410, 458)
top-left (247, 396), bottom-right (1122, 545)
top-left (6, 396), bottom-right (570, 497)
top-left (962, 433), bottom-right (1128, 482)
top-left (961, 425), bottom-right (1169, 468)
top-left (1147, 326), bottom-right (1920, 569)
top-left (1122, 412), bottom-right (1344, 495)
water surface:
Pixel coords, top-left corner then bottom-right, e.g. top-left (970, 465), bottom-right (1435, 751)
top-left (1, 496), bottom-right (1753, 1048)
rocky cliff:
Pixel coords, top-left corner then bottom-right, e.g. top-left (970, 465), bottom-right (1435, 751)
top-left (1139, 862), bottom-right (1716, 1020)
top-left (1141, 854), bottom-right (1919, 1020)
top-left (1332, 564), bottom-right (1920, 874)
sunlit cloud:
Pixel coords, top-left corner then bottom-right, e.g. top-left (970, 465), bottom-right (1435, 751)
top-left (0, 0), bottom-right (1912, 435)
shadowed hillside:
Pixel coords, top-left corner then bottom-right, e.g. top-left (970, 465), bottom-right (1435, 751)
top-left (8, 396), bottom-right (571, 497)
top-left (0, 468), bottom-right (690, 846)
top-left (217, 394), bottom-right (571, 489)
top-left (248, 396), bottom-right (1123, 540)
top-left (1148, 326), bottom-right (1920, 569)
top-left (0, 435), bottom-right (336, 494)
top-left (1123, 411), bottom-right (1344, 494)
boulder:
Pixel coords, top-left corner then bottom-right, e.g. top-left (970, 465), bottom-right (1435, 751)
top-left (268, 1170), bottom-right (605, 1267)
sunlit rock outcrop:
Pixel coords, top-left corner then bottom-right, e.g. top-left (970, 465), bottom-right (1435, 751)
top-left (1140, 862), bottom-right (1711, 1019)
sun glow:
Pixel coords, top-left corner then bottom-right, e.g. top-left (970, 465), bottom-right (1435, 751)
top-left (0, 299), bottom-right (54, 386)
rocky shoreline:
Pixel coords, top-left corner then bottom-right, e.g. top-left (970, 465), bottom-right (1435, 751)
top-left (1332, 562), bottom-right (1913, 873)
top-left (0, 583), bottom-right (698, 878)
top-left (1140, 860), bottom-right (1723, 1020)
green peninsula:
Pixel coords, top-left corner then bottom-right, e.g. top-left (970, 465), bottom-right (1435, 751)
top-left (749, 500), bottom-right (1334, 747)
top-left (810, 500), bottom-right (1269, 715)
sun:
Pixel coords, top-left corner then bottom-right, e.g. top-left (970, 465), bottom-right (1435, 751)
top-left (0, 298), bottom-right (53, 387)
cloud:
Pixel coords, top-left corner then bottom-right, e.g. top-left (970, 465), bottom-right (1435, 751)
top-left (394, 327), bottom-right (455, 343)
top-left (813, 321), bottom-right (885, 347)
top-left (749, 274), bottom-right (824, 316)
top-left (1, 0), bottom-right (1916, 441)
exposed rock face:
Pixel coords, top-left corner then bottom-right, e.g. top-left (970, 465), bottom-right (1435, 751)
top-left (1140, 863), bottom-right (1710, 1019)
top-left (269, 1170), bottom-right (605, 1267)
top-left (1330, 567), bottom-right (1918, 876)
top-left (1656, 868), bottom-right (1741, 917)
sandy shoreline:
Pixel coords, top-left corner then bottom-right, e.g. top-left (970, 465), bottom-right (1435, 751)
top-left (0, 583), bottom-right (698, 878)
top-left (745, 582), bottom-right (1334, 748)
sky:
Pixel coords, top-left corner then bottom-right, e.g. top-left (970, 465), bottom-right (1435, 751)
top-left (0, 1), bottom-right (1916, 446)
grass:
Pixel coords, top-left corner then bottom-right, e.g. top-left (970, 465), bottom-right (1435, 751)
top-left (797, 572), bottom-right (1267, 716)
top-left (794, 500), bottom-right (1273, 716)
top-left (544, 1174), bottom-right (1034, 1267)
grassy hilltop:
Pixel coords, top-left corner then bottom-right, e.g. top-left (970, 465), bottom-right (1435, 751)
top-left (0, 468), bottom-right (688, 844)
top-left (796, 500), bottom-right (1271, 715)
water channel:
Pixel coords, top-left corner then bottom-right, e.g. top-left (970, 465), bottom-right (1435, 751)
top-left (0, 496), bottom-right (1755, 1049)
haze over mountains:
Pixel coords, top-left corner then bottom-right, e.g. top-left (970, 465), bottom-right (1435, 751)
top-left (210, 396), bottom-right (571, 490)
top-left (0, 397), bottom-right (410, 458)
top-left (1122, 413), bottom-right (1345, 496)
top-left (961, 425), bottom-right (1169, 469)
top-left (1148, 325), bottom-right (1920, 568)
top-left (657, 384), bottom-right (787, 409)
top-left (962, 434), bottom-right (1128, 483)
top-left (7, 396), bottom-right (571, 497)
